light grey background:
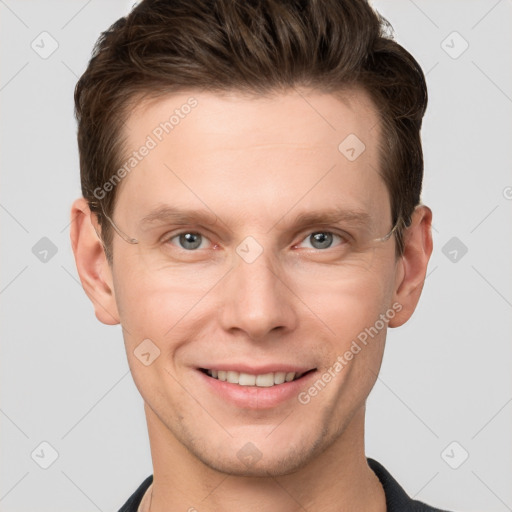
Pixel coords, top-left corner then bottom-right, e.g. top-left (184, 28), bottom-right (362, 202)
top-left (1, 1), bottom-right (511, 511)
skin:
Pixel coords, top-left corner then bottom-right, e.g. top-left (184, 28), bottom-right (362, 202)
top-left (70, 87), bottom-right (433, 512)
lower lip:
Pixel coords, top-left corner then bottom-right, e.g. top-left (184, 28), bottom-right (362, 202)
top-left (198, 370), bottom-right (317, 409)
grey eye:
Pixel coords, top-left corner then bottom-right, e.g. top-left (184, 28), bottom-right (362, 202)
top-left (309, 232), bottom-right (334, 249)
top-left (177, 232), bottom-right (203, 250)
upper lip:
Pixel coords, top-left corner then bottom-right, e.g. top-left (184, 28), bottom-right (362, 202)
top-left (198, 364), bottom-right (316, 374)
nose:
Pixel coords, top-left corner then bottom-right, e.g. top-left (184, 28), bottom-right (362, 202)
top-left (218, 247), bottom-right (298, 342)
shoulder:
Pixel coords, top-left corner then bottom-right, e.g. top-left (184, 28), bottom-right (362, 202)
top-left (117, 474), bottom-right (153, 512)
top-left (367, 458), bottom-right (452, 512)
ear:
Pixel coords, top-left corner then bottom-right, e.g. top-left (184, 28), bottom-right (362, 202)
top-left (388, 205), bottom-right (433, 328)
top-left (69, 197), bottom-right (120, 325)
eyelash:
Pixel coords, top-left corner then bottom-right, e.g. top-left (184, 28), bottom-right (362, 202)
top-left (161, 229), bottom-right (350, 251)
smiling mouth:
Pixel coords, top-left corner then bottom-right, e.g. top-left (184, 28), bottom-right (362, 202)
top-left (199, 369), bottom-right (316, 387)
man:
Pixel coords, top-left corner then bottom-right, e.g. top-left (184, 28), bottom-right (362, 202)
top-left (70, 0), bottom-right (448, 510)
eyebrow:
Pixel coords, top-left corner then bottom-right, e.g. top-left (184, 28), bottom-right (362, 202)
top-left (138, 205), bottom-right (372, 232)
top-left (284, 207), bottom-right (372, 230)
top-left (139, 206), bottom-right (218, 229)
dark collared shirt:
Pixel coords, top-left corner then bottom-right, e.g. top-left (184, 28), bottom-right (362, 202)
top-left (118, 458), bottom-right (451, 511)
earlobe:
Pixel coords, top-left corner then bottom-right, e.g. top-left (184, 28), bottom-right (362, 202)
top-left (69, 197), bottom-right (120, 326)
top-left (388, 205), bottom-right (433, 328)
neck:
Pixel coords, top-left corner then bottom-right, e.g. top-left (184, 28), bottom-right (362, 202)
top-left (143, 404), bottom-right (385, 512)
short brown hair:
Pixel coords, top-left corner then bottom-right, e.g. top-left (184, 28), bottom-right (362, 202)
top-left (74, 0), bottom-right (427, 263)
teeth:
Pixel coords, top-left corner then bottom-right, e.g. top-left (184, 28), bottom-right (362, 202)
top-left (255, 373), bottom-right (274, 387)
top-left (238, 373), bottom-right (256, 386)
top-left (227, 371), bottom-right (239, 384)
top-left (285, 372), bottom-right (295, 382)
top-left (274, 372), bottom-right (286, 385)
top-left (206, 370), bottom-right (301, 387)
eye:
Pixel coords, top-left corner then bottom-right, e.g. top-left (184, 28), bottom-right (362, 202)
top-left (167, 232), bottom-right (210, 250)
top-left (297, 231), bottom-right (346, 250)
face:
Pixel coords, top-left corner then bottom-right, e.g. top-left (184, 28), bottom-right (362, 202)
top-left (106, 88), bottom-right (402, 476)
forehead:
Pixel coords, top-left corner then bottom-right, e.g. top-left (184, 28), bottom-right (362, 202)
top-left (128, 87), bottom-right (380, 149)
top-left (115, 87), bottom-right (388, 228)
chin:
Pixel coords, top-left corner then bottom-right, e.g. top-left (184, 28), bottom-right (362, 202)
top-left (194, 448), bottom-right (312, 477)
top-left (183, 426), bottom-right (332, 478)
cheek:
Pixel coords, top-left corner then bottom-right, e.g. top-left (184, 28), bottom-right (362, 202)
top-left (112, 275), bottom-right (200, 404)
top-left (116, 283), bottom-right (189, 339)
top-left (112, 262), bottom-right (219, 367)
top-left (299, 265), bottom-right (394, 337)
top-left (113, 252), bottom-right (189, 315)
top-left (306, 273), bottom-right (392, 400)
